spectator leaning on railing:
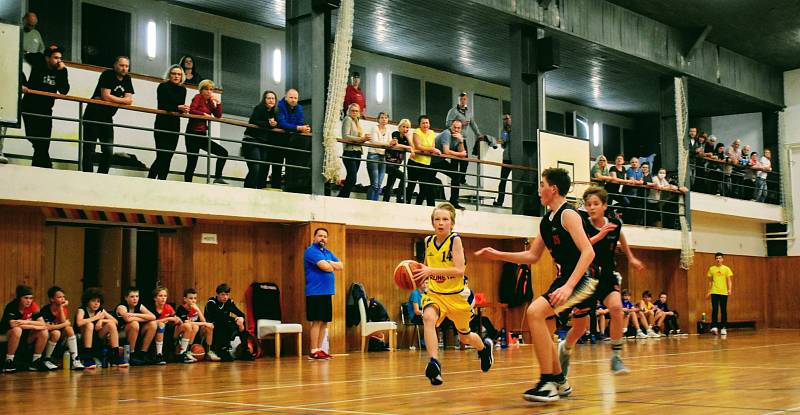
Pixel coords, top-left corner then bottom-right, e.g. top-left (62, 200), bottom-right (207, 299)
top-left (243, 90), bottom-right (280, 189)
top-left (754, 149), bottom-right (772, 202)
top-left (433, 119), bottom-right (468, 210)
top-left (338, 103), bottom-right (370, 199)
top-left (366, 112), bottom-right (392, 201)
top-left (184, 79), bottom-right (227, 184)
top-left (383, 118), bottom-right (413, 203)
top-left (81, 56), bottom-right (134, 174)
top-left (405, 115), bottom-right (440, 206)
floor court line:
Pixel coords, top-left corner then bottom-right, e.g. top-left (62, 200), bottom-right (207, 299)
top-left (162, 341), bottom-right (800, 400)
top-left (158, 396), bottom-right (398, 415)
top-left (762, 405), bottom-right (800, 415)
top-left (290, 363), bottom-right (688, 409)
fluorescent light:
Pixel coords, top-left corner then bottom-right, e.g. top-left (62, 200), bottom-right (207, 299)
top-left (592, 122), bottom-right (600, 147)
top-left (272, 48), bottom-right (282, 83)
top-left (146, 21), bottom-right (157, 60)
top-left (376, 72), bottom-right (384, 104)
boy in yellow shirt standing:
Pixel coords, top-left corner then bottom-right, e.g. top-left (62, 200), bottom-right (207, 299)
top-left (706, 252), bottom-right (733, 335)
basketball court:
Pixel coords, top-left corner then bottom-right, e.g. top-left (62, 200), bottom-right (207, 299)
top-left (3, 330), bottom-right (799, 414)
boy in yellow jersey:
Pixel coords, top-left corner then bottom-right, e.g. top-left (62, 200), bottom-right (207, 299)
top-left (706, 252), bottom-right (733, 335)
top-left (412, 202), bottom-right (493, 385)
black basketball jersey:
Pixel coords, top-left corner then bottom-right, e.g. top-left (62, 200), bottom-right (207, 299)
top-left (580, 210), bottom-right (622, 277)
top-left (75, 305), bottom-right (104, 327)
top-left (540, 203), bottom-right (582, 278)
top-left (116, 302), bottom-right (143, 326)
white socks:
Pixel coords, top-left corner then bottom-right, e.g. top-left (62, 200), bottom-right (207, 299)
top-left (67, 335), bottom-right (79, 359)
top-left (179, 338), bottom-right (190, 354)
top-left (155, 341), bottom-right (163, 355)
top-left (45, 341), bottom-right (57, 358)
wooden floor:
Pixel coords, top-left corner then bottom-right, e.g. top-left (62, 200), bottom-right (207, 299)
top-left (2, 329), bottom-right (800, 414)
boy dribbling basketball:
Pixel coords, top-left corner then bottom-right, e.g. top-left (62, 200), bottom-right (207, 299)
top-left (412, 202), bottom-right (493, 385)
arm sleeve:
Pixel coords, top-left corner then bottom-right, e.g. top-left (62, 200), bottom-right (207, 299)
top-left (329, 251), bottom-right (340, 263)
top-left (58, 68), bottom-right (70, 95)
top-left (249, 105), bottom-right (268, 128)
top-left (470, 115), bottom-right (482, 138)
top-left (276, 106), bottom-right (298, 131)
top-left (305, 247), bottom-right (325, 267)
top-left (124, 77), bottom-right (135, 95)
top-left (229, 301), bottom-right (246, 318)
top-left (212, 101), bottom-right (222, 118)
top-left (445, 108), bottom-right (456, 128)
top-left (189, 95), bottom-right (205, 116)
top-left (204, 300), bottom-right (218, 322)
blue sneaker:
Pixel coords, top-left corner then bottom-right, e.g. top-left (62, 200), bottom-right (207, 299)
top-left (425, 358), bottom-right (443, 385)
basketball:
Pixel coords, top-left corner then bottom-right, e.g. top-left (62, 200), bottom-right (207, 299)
top-left (394, 260), bottom-right (423, 290)
top-left (190, 344), bottom-right (206, 361)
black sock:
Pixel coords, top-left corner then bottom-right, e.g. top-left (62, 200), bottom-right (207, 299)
top-left (553, 372), bottom-right (565, 383)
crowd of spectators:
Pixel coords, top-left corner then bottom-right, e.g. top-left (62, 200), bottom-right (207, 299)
top-left (589, 289), bottom-right (684, 341)
top-left (687, 127), bottom-right (773, 202)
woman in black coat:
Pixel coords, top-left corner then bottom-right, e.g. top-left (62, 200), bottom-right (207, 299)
top-left (148, 65), bottom-right (188, 180)
top-left (243, 90), bottom-right (280, 189)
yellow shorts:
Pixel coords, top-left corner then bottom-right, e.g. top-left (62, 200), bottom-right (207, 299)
top-left (421, 291), bottom-right (473, 334)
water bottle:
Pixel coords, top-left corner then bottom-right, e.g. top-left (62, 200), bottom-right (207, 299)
top-left (701, 313), bottom-right (706, 322)
top-left (101, 347), bottom-right (108, 368)
top-left (62, 351), bottom-right (70, 371)
top-left (123, 345), bottom-right (130, 362)
top-left (500, 329), bottom-right (507, 349)
top-left (518, 333), bottom-right (524, 344)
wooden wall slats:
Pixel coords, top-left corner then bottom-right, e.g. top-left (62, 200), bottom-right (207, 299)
top-left (0, 206), bottom-right (47, 304)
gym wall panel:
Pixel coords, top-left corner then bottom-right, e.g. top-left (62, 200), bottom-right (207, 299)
top-left (0, 206), bottom-right (47, 303)
top-left (767, 257), bottom-right (800, 329)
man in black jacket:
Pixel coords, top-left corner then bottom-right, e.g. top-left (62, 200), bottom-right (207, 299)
top-left (204, 283), bottom-right (252, 360)
top-left (22, 44), bottom-right (70, 168)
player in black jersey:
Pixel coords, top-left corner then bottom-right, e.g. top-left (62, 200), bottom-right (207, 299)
top-left (558, 186), bottom-right (644, 377)
top-left (477, 168), bottom-right (596, 403)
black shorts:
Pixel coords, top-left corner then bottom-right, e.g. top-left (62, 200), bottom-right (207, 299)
top-left (594, 272), bottom-right (620, 306)
top-left (543, 271), bottom-right (598, 314)
top-left (306, 295), bottom-right (333, 322)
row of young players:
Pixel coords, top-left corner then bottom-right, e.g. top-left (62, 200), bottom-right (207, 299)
top-left (1, 283), bottom-right (250, 373)
top-left (598, 289), bottom-right (684, 340)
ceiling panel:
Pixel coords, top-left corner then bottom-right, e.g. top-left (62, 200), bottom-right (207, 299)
top-left (167, 0), bottom-right (782, 116)
top-left (605, 0), bottom-right (800, 71)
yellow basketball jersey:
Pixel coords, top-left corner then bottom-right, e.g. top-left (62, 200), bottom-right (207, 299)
top-left (425, 232), bottom-right (465, 294)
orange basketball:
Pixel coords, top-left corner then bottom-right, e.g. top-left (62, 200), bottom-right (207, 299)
top-left (394, 260), bottom-right (423, 290)
top-left (190, 344), bottom-right (206, 361)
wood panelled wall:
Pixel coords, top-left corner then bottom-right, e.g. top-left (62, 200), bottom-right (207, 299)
top-left (4, 203), bottom-right (800, 358)
top-left (0, 206), bottom-right (48, 304)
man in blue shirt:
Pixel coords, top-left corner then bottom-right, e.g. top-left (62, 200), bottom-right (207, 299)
top-left (304, 227), bottom-right (343, 360)
top-left (407, 280), bottom-right (427, 324)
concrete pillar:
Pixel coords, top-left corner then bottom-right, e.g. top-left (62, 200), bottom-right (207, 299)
top-left (509, 25), bottom-right (543, 216)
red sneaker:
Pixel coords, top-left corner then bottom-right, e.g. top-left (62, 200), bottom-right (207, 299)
top-left (307, 351), bottom-right (322, 360)
top-left (319, 350), bottom-right (332, 360)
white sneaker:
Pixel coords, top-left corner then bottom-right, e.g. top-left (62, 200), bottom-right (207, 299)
top-left (206, 350), bottom-right (222, 362)
top-left (635, 331), bottom-right (648, 339)
top-left (710, 327), bottom-right (718, 335)
top-left (720, 328), bottom-right (727, 336)
top-left (72, 358), bottom-right (85, 370)
top-left (647, 329), bottom-right (660, 338)
top-left (43, 358), bottom-right (59, 370)
top-left (523, 381), bottom-right (559, 402)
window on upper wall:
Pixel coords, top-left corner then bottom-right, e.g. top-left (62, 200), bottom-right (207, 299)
top-left (603, 124), bottom-right (622, 159)
top-left (81, 3), bottom-right (130, 68)
top-left (170, 24), bottom-right (214, 83)
top-left (29, 0), bottom-right (73, 60)
top-left (220, 35), bottom-right (261, 117)
top-left (424, 82), bottom-right (453, 130)
top-left (391, 74), bottom-right (420, 126)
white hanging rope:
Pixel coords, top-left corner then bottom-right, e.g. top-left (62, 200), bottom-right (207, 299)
top-left (321, 0), bottom-right (354, 183)
top-left (674, 77), bottom-right (694, 270)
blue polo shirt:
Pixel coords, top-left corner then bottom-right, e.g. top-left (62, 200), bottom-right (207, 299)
top-left (304, 243), bottom-right (339, 296)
